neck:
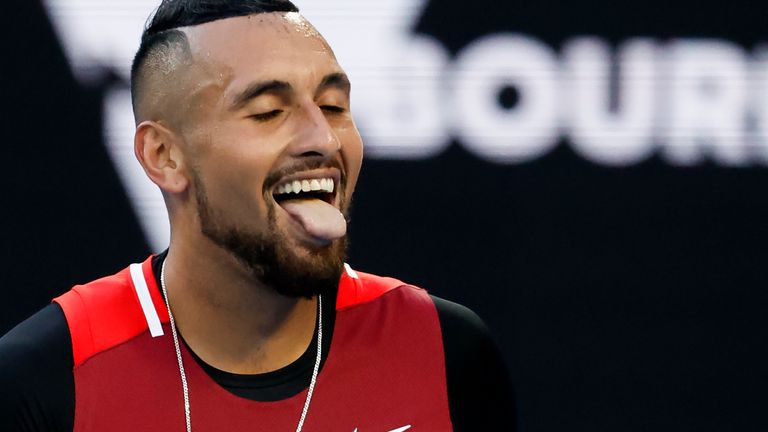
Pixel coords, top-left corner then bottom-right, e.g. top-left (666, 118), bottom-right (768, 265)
top-left (162, 239), bottom-right (318, 375)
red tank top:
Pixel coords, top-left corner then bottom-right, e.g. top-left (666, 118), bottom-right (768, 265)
top-left (54, 257), bottom-right (453, 431)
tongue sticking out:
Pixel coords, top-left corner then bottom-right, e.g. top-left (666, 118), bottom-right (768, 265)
top-left (280, 198), bottom-right (347, 242)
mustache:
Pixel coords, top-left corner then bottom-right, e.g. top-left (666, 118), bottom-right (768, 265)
top-left (263, 156), bottom-right (346, 190)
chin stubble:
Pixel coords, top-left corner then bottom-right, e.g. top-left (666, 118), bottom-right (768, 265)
top-left (192, 169), bottom-right (347, 298)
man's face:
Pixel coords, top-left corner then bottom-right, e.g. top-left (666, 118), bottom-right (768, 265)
top-left (177, 13), bottom-right (364, 297)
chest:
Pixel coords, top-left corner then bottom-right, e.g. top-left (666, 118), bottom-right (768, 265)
top-left (71, 291), bottom-right (453, 431)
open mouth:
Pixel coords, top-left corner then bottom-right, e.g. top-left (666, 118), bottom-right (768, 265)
top-left (270, 174), bottom-right (346, 243)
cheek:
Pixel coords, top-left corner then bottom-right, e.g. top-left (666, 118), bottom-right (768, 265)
top-left (195, 138), bottom-right (278, 215)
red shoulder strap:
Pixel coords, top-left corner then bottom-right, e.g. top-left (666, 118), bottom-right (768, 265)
top-left (336, 264), bottom-right (407, 310)
top-left (54, 256), bottom-right (169, 367)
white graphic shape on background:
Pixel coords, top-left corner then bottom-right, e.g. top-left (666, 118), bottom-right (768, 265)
top-left (44, 0), bottom-right (172, 251)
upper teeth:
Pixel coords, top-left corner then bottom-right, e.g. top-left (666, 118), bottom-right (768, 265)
top-left (274, 177), bottom-right (335, 195)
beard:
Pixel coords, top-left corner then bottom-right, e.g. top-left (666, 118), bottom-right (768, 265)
top-left (192, 169), bottom-right (348, 299)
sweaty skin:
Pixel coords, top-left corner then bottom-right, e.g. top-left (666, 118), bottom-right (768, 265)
top-left (134, 12), bottom-right (364, 374)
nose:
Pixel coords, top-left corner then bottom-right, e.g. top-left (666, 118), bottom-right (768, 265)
top-left (288, 102), bottom-right (341, 158)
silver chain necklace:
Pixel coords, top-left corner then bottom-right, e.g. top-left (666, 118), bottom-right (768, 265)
top-left (160, 261), bottom-right (323, 432)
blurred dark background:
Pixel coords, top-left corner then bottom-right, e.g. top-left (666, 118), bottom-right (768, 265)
top-left (3, 0), bottom-right (767, 431)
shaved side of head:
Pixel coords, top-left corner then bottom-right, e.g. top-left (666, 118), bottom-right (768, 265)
top-left (130, 0), bottom-right (300, 126)
top-left (131, 29), bottom-right (193, 126)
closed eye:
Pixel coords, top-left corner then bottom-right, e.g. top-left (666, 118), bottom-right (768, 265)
top-left (321, 105), bottom-right (346, 114)
top-left (250, 110), bottom-right (283, 122)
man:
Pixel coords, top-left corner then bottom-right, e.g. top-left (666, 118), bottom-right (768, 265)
top-left (0, 0), bottom-right (514, 430)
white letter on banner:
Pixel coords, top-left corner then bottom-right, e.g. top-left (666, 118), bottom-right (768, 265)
top-left (661, 39), bottom-right (749, 166)
top-left (451, 34), bottom-right (559, 163)
top-left (746, 47), bottom-right (768, 164)
top-left (563, 37), bottom-right (657, 166)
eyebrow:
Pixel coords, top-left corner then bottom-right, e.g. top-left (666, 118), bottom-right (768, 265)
top-left (229, 73), bottom-right (352, 111)
top-left (314, 73), bottom-right (351, 98)
top-left (230, 80), bottom-right (292, 111)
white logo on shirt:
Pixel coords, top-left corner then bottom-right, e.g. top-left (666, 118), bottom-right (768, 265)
top-left (353, 425), bottom-right (412, 432)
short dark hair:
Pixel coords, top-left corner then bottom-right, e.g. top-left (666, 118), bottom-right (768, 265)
top-left (130, 0), bottom-right (300, 117)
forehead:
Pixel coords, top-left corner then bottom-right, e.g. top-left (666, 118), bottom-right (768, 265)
top-left (183, 13), bottom-right (339, 90)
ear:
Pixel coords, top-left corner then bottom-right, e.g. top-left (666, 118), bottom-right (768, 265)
top-left (134, 121), bottom-right (189, 194)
